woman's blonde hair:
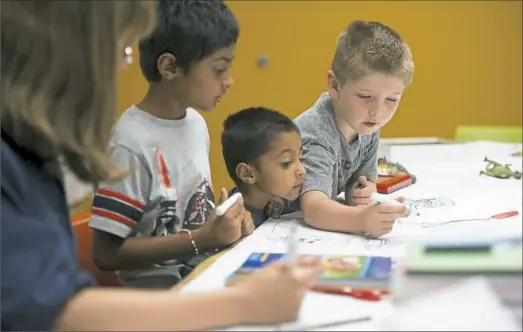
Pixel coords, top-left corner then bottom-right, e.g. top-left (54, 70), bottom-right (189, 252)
top-left (1, 1), bottom-right (156, 183)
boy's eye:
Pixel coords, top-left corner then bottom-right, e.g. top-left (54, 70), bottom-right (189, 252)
top-left (386, 98), bottom-right (398, 103)
top-left (281, 161), bottom-right (292, 168)
top-left (215, 67), bottom-right (230, 75)
top-left (357, 94), bottom-right (371, 99)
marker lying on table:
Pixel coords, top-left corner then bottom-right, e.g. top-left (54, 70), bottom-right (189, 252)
top-left (371, 192), bottom-right (414, 216)
top-left (216, 192), bottom-right (243, 216)
top-left (311, 285), bottom-right (385, 301)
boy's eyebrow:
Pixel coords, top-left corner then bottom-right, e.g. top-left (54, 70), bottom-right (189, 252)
top-left (277, 149), bottom-right (297, 157)
top-left (359, 89), bottom-right (402, 96)
top-left (215, 56), bottom-right (235, 62)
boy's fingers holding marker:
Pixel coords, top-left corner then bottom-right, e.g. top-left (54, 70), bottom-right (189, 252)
top-left (217, 187), bottom-right (228, 205)
top-left (242, 211), bottom-right (255, 235)
top-left (395, 196), bottom-right (406, 203)
top-left (358, 176), bottom-right (369, 187)
top-left (376, 203), bottom-right (406, 214)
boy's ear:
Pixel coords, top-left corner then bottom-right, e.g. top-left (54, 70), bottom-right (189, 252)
top-left (327, 70), bottom-right (341, 100)
top-left (157, 52), bottom-right (179, 80)
top-left (236, 162), bottom-right (256, 185)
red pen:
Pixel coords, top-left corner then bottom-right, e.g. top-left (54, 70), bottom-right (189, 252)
top-left (311, 286), bottom-right (387, 302)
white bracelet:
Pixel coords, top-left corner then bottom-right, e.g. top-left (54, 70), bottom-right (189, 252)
top-left (179, 229), bottom-right (199, 255)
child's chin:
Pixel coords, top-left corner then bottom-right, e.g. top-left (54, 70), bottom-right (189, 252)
top-left (357, 125), bottom-right (380, 135)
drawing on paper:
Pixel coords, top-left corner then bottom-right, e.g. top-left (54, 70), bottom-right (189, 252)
top-left (344, 236), bottom-right (390, 249)
top-left (265, 235), bottom-right (322, 244)
top-left (403, 197), bottom-right (455, 210)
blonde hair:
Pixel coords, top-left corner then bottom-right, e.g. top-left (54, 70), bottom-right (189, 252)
top-left (1, 1), bottom-right (156, 183)
top-left (331, 20), bottom-right (414, 86)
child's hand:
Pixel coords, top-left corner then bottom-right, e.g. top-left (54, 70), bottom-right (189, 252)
top-left (350, 176), bottom-right (377, 206)
top-left (232, 257), bottom-right (321, 325)
top-left (194, 188), bottom-right (249, 250)
top-left (264, 197), bottom-right (285, 219)
top-left (241, 211), bottom-right (255, 237)
top-left (356, 200), bottom-right (408, 237)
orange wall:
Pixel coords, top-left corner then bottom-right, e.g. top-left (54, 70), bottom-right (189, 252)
top-left (116, 0), bottom-right (522, 192)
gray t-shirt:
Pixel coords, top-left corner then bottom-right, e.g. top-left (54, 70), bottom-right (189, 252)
top-left (90, 106), bottom-right (214, 288)
top-left (294, 92), bottom-right (379, 200)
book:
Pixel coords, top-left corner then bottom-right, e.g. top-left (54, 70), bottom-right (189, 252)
top-left (226, 253), bottom-right (393, 293)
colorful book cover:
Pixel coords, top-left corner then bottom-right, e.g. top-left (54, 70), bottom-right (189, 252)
top-left (226, 253), bottom-right (393, 292)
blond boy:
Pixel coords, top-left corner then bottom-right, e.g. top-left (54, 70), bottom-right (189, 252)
top-left (295, 21), bottom-right (414, 237)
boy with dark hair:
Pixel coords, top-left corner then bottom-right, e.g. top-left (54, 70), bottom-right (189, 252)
top-left (90, 0), bottom-right (253, 289)
top-left (222, 107), bottom-right (306, 227)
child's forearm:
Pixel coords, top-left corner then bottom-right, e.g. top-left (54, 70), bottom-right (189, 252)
top-left (300, 191), bottom-right (364, 234)
top-left (55, 287), bottom-right (245, 331)
top-left (114, 233), bottom-right (200, 269)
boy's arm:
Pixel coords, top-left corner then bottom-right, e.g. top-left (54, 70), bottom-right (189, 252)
top-left (298, 140), bottom-right (364, 234)
top-left (344, 132), bottom-right (380, 204)
top-left (89, 146), bottom-right (206, 271)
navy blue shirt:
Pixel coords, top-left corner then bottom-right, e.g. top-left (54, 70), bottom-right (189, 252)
top-left (1, 132), bottom-right (95, 331)
top-left (228, 188), bottom-right (297, 228)
top-left (228, 187), bottom-right (266, 228)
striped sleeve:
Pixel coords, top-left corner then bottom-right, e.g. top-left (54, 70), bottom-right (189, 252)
top-left (89, 145), bottom-right (150, 238)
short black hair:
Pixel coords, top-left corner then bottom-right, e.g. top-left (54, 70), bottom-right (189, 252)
top-left (222, 107), bottom-right (300, 187)
top-left (139, 0), bottom-right (239, 82)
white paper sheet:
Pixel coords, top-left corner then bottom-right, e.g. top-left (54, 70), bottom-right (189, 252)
top-left (389, 141), bottom-right (523, 163)
top-left (378, 277), bottom-right (521, 331)
top-left (238, 214), bottom-right (418, 257)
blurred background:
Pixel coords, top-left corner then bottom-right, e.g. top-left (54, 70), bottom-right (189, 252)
top-left (115, 0), bottom-right (522, 194)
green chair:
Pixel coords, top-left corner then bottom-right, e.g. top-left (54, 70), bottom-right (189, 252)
top-left (455, 125), bottom-right (522, 143)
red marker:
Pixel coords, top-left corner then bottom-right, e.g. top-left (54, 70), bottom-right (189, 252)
top-left (425, 210), bottom-right (520, 228)
top-left (311, 286), bottom-right (387, 302)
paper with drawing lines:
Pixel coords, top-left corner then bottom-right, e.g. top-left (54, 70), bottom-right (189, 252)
top-left (240, 216), bottom-right (423, 258)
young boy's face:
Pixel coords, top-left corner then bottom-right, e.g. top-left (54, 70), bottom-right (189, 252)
top-left (174, 45), bottom-right (235, 111)
top-left (254, 131), bottom-right (306, 201)
top-left (328, 72), bottom-right (405, 135)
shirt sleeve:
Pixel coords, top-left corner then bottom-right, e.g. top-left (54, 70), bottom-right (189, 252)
top-left (300, 139), bottom-right (337, 197)
top-left (90, 145), bottom-right (151, 238)
top-left (1, 187), bottom-right (94, 331)
top-left (349, 131), bottom-right (380, 184)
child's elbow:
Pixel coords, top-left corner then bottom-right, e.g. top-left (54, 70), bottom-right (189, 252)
top-left (92, 253), bottom-right (119, 271)
top-left (91, 231), bottom-right (122, 271)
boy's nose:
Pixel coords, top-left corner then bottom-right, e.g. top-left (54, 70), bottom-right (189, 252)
top-left (224, 74), bottom-right (234, 88)
top-left (297, 161), bottom-right (306, 177)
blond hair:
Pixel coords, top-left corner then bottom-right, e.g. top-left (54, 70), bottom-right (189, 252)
top-left (331, 20), bottom-right (414, 86)
top-left (1, 1), bottom-right (156, 183)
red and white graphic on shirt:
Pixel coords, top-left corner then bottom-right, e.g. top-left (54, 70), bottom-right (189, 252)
top-left (152, 149), bottom-right (179, 237)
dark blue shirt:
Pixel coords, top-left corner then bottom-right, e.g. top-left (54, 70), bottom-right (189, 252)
top-left (228, 188), bottom-right (298, 228)
top-left (1, 132), bottom-right (95, 331)
top-left (228, 187), bottom-right (266, 228)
